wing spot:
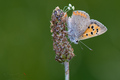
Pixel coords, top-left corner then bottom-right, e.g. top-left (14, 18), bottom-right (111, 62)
top-left (79, 12), bottom-right (87, 18)
top-left (96, 29), bottom-right (99, 32)
top-left (94, 22), bottom-right (97, 24)
top-left (91, 32), bottom-right (93, 35)
top-left (86, 34), bottom-right (88, 36)
top-left (64, 13), bottom-right (67, 17)
top-left (76, 11), bottom-right (79, 15)
top-left (91, 26), bottom-right (94, 29)
top-left (91, 22), bottom-right (93, 24)
top-left (73, 12), bottom-right (76, 15)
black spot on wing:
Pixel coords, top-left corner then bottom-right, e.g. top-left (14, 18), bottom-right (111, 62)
top-left (91, 26), bottom-right (94, 29)
top-left (88, 26), bottom-right (90, 29)
top-left (91, 22), bottom-right (93, 24)
top-left (96, 29), bottom-right (99, 32)
top-left (91, 32), bottom-right (93, 35)
top-left (86, 34), bottom-right (88, 36)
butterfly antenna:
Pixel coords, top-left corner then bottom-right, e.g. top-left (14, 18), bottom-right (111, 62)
top-left (69, 41), bottom-right (72, 44)
top-left (79, 42), bottom-right (83, 50)
top-left (79, 41), bottom-right (93, 51)
top-left (63, 3), bottom-right (75, 12)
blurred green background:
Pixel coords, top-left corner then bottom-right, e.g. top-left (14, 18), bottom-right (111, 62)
top-left (0, 0), bottom-right (120, 80)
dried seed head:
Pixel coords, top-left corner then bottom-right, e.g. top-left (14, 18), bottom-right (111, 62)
top-left (50, 6), bottom-right (74, 63)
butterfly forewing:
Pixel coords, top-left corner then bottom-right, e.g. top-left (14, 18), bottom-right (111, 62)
top-left (67, 10), bottom-right (90, 43)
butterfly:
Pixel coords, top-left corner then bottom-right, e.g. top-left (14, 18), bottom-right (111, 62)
top-left (67, 10), bottom-right (107, 44)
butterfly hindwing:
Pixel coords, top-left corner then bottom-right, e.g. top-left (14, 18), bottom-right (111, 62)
top-left (79, 19), bottom-right (107, 40)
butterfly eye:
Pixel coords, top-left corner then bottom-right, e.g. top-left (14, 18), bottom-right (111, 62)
top-left (76, 40), bottom-right (78, 43)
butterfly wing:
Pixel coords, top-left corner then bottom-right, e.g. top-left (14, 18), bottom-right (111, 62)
top-left (67, 10), bottom-right (90, 43)
top-left (79, 19), bottom-right (107, 40)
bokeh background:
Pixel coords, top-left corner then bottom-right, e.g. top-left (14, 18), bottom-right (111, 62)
top-left (0, 0), bottom-right (120, 80)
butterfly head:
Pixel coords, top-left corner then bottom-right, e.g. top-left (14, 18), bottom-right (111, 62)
top-left (75, 40), bottom-right (79, 44)
top-left (72, 40), bottom-right (79, 44)
top-left (69, 35), bottom-right (79, 44)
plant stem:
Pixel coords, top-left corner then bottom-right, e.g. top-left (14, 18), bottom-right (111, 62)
top-left (64, 61), bottom-right (69, 80)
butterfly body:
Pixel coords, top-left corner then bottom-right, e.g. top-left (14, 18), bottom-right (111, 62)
top-left (67, 10), bottom-right (107, 44)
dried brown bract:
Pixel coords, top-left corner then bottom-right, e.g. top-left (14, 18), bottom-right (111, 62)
top-left (50, 7), bottom-right (74, 63)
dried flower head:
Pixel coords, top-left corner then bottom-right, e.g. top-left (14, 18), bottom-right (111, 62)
top-left (50, 7), bottom-right (74, 63)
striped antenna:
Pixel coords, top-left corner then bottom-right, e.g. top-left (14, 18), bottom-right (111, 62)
top-left (79, 41), bottom-right (93, 51)
top-left (63, 4), bottom-right (75, 12)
